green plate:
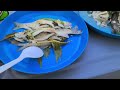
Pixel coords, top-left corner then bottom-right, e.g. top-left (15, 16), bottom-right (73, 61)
top-left (0, 11), bottom-right (9, 21)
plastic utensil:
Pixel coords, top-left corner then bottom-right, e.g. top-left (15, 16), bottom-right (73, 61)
top-left (0, 46), bottom-right (44, 74)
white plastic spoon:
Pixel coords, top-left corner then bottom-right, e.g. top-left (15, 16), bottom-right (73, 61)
top-left (0, 46), bottom-right (44, 74)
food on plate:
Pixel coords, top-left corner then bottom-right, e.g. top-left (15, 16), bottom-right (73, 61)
top-left (0, 18), bottom-right (82, 66)
top-left (87, 11), bottom-right (120, 34)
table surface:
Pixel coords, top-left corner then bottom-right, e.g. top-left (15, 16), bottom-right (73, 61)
top-left (1, 11), bottom-right (120, 79)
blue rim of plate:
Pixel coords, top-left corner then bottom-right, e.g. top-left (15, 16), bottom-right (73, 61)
top-left (79, 11), bottom-right (120, 39)
top-left (0, 11), bottom-right (89, 74)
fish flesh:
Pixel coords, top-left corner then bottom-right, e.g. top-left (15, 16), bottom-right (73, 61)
top-left (13, 19), bottom-right (55, 30)
top-left (34, 32), bottom-right (55, 41)
top-left (13, 22), bottom-right (40, 30)
top-left (32, 28), bottom-right (55, 37)
top-left (0, 33), bottom-right (15, 41)
top-left (50, 35), bottom-right (62, 41)
top-left (54, 28), bottom-right (82, 38)
top-left (14, 37), bottom-right (25, 42)
top-left (36, 19), bottom-right (55, 27)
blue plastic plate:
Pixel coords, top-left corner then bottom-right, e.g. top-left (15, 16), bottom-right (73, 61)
top-left (0, 11), bottom-right (88, 74)
top-left (79, 11), bottom-right (120, 38)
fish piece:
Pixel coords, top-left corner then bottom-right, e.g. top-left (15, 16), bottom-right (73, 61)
top-left (52, 21), bottom-right (59, 26)
top-left (13, 19), bottom-right (54, 30)
top-left (71, 26), bottom-right (82, 34)
top-left (50, 36), bottom-right (66, 41)
top-left (36, 39), bottom-right (70, 46)
top-left (50, 39), bottom-right (70, 46)
top-left (111, 12), bottom-right (119, 22)
top-left (52, 42), bottom-right (61, 62)
top-left (39, 24), bottom-right (50, 28)
top-left (50, 35), bottom-right (62, 41)
top-left (118, 13), bottom-right (120, 24)
top-left (51, 39), bottom-right (70, 61)
top-left (53, 40), bottom-right (70, 61)
top-left (54, 26), bottom-right (62, 29)
top-left (13, 22), bottom-right (40, 30)
top-left (54, 29), bottom-right (70, 38)
top-left (55, 28), bottom-right (82, 38)
top-left (36, 41), bottom-right (52, 47)
top-left (43, 47), bottom-right (50, 57)
top-left (36, 19), bottom-right (55, 27)
top-left (60, 37), bottom-right (67, 41)
top-left (24, 30), bottom-right (34, 40)
top-left (17, 40), bottom-right (51, 51)
top-left (35, 32), bottom-right (55, 41)
top-left (0, 33), bottom-right (15, 41)
top-left (64, 21), bottom-right (72, 29)
top-left (110, 12), bottom-right (120, 34)
top-left (14, 32), bottom-right (26, 39)
top-left (32, 30), bottom-right (46, 37)
top-left (42, 18), bottom-right (71, 29)
top-left (8, 39), bottom-right (20, 45)
top-left (111, 22), bottom-right (120, 34)
top-left (17, 43), bottom-right (37, 51)
top-left (55, 19), bottom-right (64, 28)
top-left (38, 57), bottom-right (42, 67)
top-left (91, 11), bottom-right (109, 27)
top-left (14, 37), bottom-right (25, 42)
top-left (42, 18), bottom-right (58, 26)
top-left (18, 43), bottom-right (50, 51)
top-left (32, 28), bottom-right (55, 37)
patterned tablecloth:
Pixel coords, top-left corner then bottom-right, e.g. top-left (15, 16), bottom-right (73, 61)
top-left (1, 11), bottom-right (120, 79)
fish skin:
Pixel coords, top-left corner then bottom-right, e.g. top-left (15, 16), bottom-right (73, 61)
top-left (36, 19), bottom-right (55, 27)
top-left (54, 28), bottom-right (82, 38)
top-left (13, 22), bottom-right (39, 30)
top-left (14, 32), bottom-right (26, 39)
top-left (32, 28), bottom-right (55, 37)
top-left (0, 33), bottom-right (15, 41)
top-left (8, 39), bottom-right (20, 45)
top-left (13, 19), bottom-right (54, 30)
top-left (50, 35), bottom-right (62, 41)
top-left (34, 33), bottom-right (55, 41)
top-left (55, 19), bottom-right (64, 28)
top-left (14, 37), bottom-right (25, 42)
top-left (42, 18), bottom-right (72, 29)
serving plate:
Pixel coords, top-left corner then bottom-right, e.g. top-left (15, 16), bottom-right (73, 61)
top-left (0, 11), bottom-right (89, 74)
top-left (79, 11), bottom-right (120, 38)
